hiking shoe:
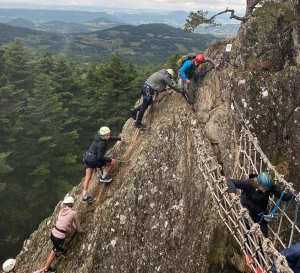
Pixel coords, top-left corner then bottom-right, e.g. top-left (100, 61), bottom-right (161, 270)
top-left (256, 267), bottom-right (262, 273)
top-left (134, 123), bottom-right (147, 129)
top-left (245, 254), bottom-right (254, 266)
top-left (189, 103), bottom-right (195, 112)
top-left (130, 109), bottom-right (137, 120)
top-left (57, 248), bottom-right (66, 254)
top-left (99, 176), bottom-right (113, 183)
top-left (43, 267), bottom-right (57, 273)
top-left (82, 196), bottom-right (93, 203)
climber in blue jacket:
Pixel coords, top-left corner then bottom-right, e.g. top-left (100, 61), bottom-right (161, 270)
top-left (178, 53), bottom-right (219, 111)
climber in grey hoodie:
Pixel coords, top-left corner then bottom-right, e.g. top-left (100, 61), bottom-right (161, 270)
top-left (130, 68), bottom-right (184, 129)
top-left (35, 196), bottom-right (83, 273)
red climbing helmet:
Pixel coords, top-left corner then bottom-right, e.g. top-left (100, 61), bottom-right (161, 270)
top-left (195, 54), bottom-right (205, 65)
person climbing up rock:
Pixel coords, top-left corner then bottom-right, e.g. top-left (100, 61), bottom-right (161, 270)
top-left (2, 259), bottom-right (17, 272)
top-left (227, 172), bottom-right (298, 238)
top-left (178, 53), bottom-right (219, 111)
top-left (34, 196), bottom-right (83, 273)
top-left (82, 126), bottom-right (124, 203)
top-left (130, 68), bottom-right (184, 129)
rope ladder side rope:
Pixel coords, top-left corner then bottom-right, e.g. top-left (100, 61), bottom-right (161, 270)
top-left (190, 125), bottom-right (298, 273)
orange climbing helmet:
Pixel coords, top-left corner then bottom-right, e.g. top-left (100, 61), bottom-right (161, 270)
top-left (194, 54), bottom-right (205, 65)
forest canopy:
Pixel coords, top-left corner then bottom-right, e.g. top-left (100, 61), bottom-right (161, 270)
top-left (0, 38), bottom-right (177, 260)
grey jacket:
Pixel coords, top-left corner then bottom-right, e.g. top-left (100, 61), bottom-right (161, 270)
top-left (145, 69), bottom-right (182, 93)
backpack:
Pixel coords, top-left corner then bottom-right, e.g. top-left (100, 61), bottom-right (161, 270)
top-left (176, 52), bottom-right (197, 67)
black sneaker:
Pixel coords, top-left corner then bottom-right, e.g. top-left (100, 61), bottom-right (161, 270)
top-left (189, 103), bottom-right (196, 112)
top-left (43, 267), bottom-right (57, 273)
top-left (134, 123), bottom-right (147, 130)
top-left (57, 248), bottom-right (66, 254)
top-left (82, 195), bottom-right (93, 203)
top-left (130, 109), bottom-right (137, 120)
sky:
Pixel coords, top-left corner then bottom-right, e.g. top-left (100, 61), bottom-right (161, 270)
top-left (0, 0), bottom-right (247, 14)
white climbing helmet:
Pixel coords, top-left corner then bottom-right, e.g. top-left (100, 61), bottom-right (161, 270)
top-left (99, 126), bottom-right (111, 135)
top-left (166, 69), bottom-right (174, 78)
top-left (2, 259), bottom-right (16, 272)
top-left (63, 196), bottom-right (74, 204)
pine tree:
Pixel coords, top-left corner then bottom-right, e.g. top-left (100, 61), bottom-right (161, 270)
top-left (85, 52), bottom-right (141, 134)
top-left (0, 41), bottom-right (34, 247)
top-left (0, 44), bottom-right (7, 88)
top-left (0, 39), bottom-right (33, 172)
top-left (4, 38), bottom-right (33, 93)
top-left (164, 52), bottom-right (182, 81)
top-left (50, 56), bottom-right (90, 142)
top-left (35, 51), bottom-right (55, 75)
top-left (18, 73), bottom-right (83, 224)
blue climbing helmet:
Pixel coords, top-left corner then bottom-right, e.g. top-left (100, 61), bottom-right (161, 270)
top-left (257, 172), bottom-right (273, 190)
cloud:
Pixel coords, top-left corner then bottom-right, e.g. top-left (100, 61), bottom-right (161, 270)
top-left (1, 0), bottom-right (247, 13)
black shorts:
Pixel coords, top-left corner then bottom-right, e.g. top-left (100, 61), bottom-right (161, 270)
top-left (84, 159), bottom-right (106, 169)
top-left (51, 233), bottom-right (65, 252)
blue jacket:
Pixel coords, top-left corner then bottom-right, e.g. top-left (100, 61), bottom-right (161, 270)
top-left (273, 242), bottom-right (300, 272)
top-left (179, 57), bottom-right (216, 82)
top-left (179, 60), bottom-right (196, 81)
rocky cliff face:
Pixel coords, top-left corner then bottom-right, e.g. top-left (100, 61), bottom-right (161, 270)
top-left (16, 87), bottom-right (235, 273)
top-left (15, 3), bottom-right (300, 272)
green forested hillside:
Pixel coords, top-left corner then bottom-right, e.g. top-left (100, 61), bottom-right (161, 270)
top-left (0, 38), bottom-right (165, 263)
top-left (7, 18), bottom-right (36, 28)
top-left (0, 23), bottom-right (220, 66)
top-left (7, 18), bottom-right (123, 34)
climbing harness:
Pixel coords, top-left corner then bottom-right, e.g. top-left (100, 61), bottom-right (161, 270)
top-left (143, 83), bottom-right (154, 100)
top-left (262, 190), bottom-right (296, 222)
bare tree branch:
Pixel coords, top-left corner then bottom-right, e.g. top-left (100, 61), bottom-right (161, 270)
top-left (184, 0), bottom-right (261, 32)
top-left (211, 7), bottom-right (248, 22)
top-left (184, 8), bottom-right (246, 32)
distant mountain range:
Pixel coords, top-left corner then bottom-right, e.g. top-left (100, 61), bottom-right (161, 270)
top-left (0, 8), bottom-right (240, 37)
top-left (0, 22), bottom-right (222, 66)
top-left (0, 9), bottom-right (126, 24)
top-left (6, 17), bottom-right (123, 33)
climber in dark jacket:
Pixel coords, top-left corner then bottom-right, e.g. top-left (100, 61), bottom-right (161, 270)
top-left (130, 68), bottom-right (184, 129)
top-left (273, 242), bottom-right (300, 272)
top-left (227, 172), bottom-right (296, 238)
top-left (82, 126), bottom-right (123, 203)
